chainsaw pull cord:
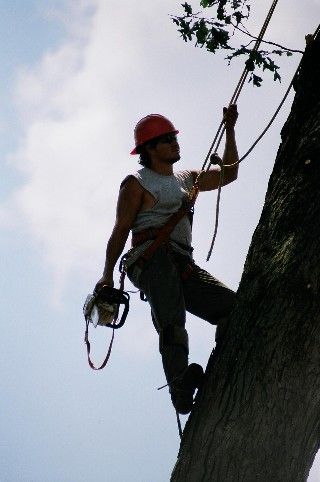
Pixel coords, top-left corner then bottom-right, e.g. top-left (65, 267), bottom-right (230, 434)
top-left (84, 319), bottom-right (115, 371)
top-left (197, 0), bottom-right (279, 261)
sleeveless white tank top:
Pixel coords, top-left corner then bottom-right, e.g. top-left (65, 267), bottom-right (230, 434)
top-left (121, 167), bottom-right (195, 266)
top-left (129, 167), bottom-right (194, 247)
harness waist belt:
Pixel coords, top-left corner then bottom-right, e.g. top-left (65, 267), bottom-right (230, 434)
top-left (131, 228), bottom-right (193, 253)
top-left (132, 228), bottom-right (161, 247)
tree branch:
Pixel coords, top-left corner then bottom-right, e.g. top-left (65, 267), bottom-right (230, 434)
top-left (230, 21), bottom-right (304, 54)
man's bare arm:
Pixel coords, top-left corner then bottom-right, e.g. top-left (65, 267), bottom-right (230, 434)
top-left (192, 104), bottom-right (239, 192)
top-left (95, 177), bottom-right (143, 290)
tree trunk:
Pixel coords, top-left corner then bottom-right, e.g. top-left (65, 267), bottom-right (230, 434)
top-left (171, 35), bottom-right (320, 482)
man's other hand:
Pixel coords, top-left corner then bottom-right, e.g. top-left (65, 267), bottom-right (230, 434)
top-left (223, 104), bottom-right (238, 131)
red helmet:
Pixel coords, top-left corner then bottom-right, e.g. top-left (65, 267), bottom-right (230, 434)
top-left (130, 114), bottom-right (179, 155)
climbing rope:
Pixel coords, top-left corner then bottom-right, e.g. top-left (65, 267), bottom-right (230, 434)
top-left (204, 11), bottom-right (320, 260)
top-left (197, 0), bottom-right (280, 260)
top-left (226, 22), bottom-right (320, 170)
top-left (201, 0), bottom-right (279, 175)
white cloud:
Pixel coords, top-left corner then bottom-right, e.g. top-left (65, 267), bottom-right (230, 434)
top-left (3, 0), bottom-right (319, 303)
top-left (5, 1), bottom-right (150, 295)
top-left (3, 0), bottom-right (210, 297)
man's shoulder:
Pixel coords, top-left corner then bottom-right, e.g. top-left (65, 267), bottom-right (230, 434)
top-left (121, 167), bottom-right (147, 183)
top-left (121, 166), bottom-right (159, 188)
top-left (174, 168), bottom-right (192, 177)
top-left (120, 171), bottom-right (143, 191)
top-left (174, 169), bottom-right (195, 188)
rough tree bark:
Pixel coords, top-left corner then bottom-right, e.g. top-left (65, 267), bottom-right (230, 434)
top-left (171, 35), bottom-right (320, 482)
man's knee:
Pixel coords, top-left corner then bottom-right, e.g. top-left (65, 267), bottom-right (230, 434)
top-left (215, 316), bottom-right (229, 344)
top-left (159, 325), bottom-right (189, 355)
top-left (224, 288), bottom-right (237, 312)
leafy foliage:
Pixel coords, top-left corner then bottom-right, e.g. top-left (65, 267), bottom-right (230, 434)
top-left (172, 1), bottom-right (296, 86)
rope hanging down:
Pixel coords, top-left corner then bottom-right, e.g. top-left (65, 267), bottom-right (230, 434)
top-left (201, 0), bottom-right (279, 174)
top-left (205, 21), bottom-right (320, 261)
top-left (199, 0), bottom-right (279, 260)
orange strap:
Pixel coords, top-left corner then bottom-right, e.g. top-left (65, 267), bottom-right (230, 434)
top-left (132, 227), bottom-right (161, 247)
top-left (84, 320), bottom-right (115, 371)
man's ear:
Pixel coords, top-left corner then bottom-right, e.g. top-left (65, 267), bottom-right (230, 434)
top-left (145, 143), bottom-right (155, 155)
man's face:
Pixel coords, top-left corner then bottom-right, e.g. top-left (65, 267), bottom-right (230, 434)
top-left (149, 133), bottom-right (180, 164)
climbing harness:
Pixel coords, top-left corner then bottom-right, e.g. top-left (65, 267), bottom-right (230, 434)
top-left (83, 283), bottom-right (130, 370)
top-left (124, 183), bottom-right (199, 300)
top-left (127, 182), bottom-right (199, 276)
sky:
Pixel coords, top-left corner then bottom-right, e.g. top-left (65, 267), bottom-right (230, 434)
top-left (1, 1), bottom-right (319, 481)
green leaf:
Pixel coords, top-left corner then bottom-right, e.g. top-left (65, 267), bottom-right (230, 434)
top-left (217, 0), bottom-right (227, 21)
top-left (251, 73), bottom-right (263, 87)
top-left (274, 70), bottom-right (281, 82)
top-left (245, 57), bottom-right (255, 71)
top-left (181, 2), bottom-right (193, 15)
top-left (195, 19), bottom-right (209, 45)
top-left (200, 0), bottom-right (216, 7)
top-left (172, 0), bottom-right (297, 88)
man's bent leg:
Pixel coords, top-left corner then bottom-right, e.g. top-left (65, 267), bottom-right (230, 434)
top-left (127, 246), bottom-right (188, 384)
top-left (183, 264), bottom-right (236, 349)
top-left (181, 260), bottom-right (236, 324)
top-left (127, 249), bottom-right (205, 413)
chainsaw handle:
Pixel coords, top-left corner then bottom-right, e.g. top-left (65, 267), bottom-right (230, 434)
top-left (109, 291), bottom-right (130, 329)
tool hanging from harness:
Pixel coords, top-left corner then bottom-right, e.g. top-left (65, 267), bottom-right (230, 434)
top-left (83, 284), bottom-right (130, 370)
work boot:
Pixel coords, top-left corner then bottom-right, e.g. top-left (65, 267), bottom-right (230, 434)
top-left (170, 363), bottom-right (204, 415)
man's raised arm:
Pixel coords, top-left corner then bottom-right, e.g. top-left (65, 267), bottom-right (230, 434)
top-left (193, 104), bottom-right (239, 191)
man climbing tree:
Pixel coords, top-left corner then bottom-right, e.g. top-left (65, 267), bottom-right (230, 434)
top-left (95, 105), bottom-right (239, 414)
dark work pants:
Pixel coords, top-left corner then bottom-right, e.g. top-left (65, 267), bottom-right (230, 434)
top-left (127, 244), bottom-right (236, 383)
